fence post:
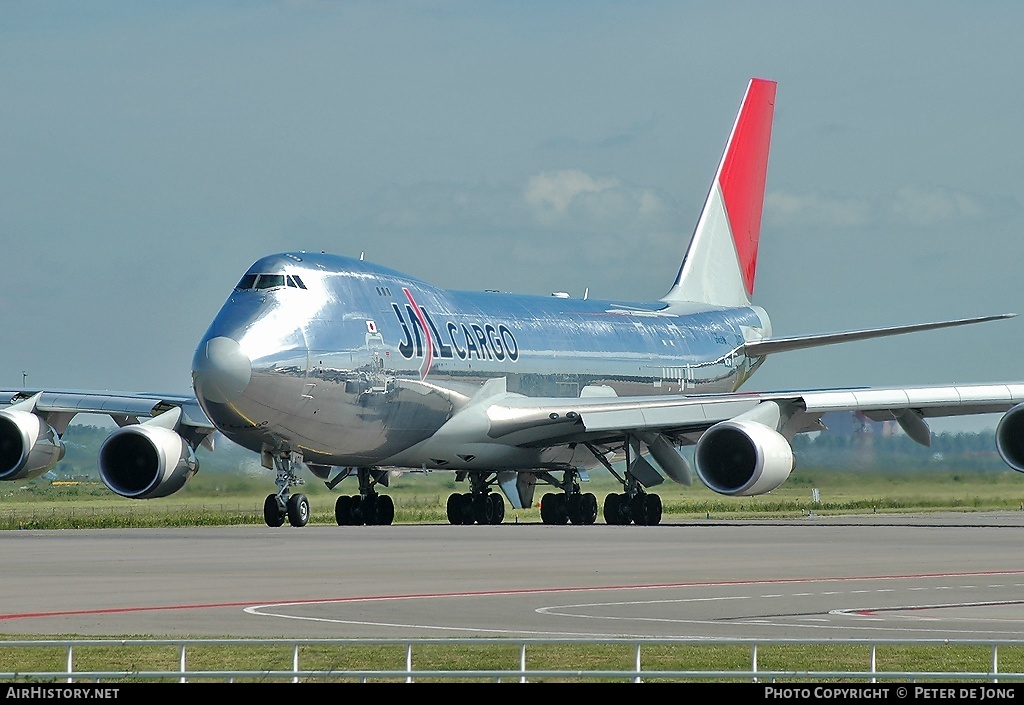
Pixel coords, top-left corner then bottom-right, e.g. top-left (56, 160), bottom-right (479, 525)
top-left (406, 642), bottom-right (414, 683)
top-left (66, 644), bottom-right (73, 683)
top-left (870, 644), bottom-right (877, 684)
top-left (634, 643), bottom-right (642, 683)
top-left (751, 643), bottom-right (758, 683)
top-left (520, 643), bottom-right (527, 684)
top-left (293, 644), bottom-right (300, 683)
top-left (992, 645), bottom-right (999, 683)
top-left (180, 643), bottom-right (187, 683)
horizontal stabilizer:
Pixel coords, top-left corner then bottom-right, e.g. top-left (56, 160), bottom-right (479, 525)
top-left (743, 313), bottom-right (1014, 358)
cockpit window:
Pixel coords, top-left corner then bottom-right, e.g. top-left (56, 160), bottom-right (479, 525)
top-left (255, 274), bottom-right (286, 289)
top-left (236, 274), bottom-right (258, 290)
top-left (235, 273), bottom-right (306, 291)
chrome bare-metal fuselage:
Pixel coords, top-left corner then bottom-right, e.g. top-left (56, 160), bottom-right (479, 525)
top-left (192, 252), bottom-right (770, 470)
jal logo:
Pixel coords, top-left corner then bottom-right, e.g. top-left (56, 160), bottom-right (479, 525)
top-left (391, 290), bottom-right (520, 370)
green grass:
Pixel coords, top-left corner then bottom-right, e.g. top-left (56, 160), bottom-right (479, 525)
top-left (4, 465), bottom-right (1024, 530)
top-left (0, 639), bottom-right (1021, 682)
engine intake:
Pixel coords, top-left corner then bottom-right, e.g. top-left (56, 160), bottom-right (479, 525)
top-left (996, 403), bottom-right (1024, 473)
top-left (99, 424), bottom-right (198, 499)
top-left (694, 419), bottom-right (794, 496)
top-left (0, 409), bottom-right (66, 481)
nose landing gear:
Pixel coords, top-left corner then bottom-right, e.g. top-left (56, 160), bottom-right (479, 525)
top-left (264, 451), bottom-right (310, 527)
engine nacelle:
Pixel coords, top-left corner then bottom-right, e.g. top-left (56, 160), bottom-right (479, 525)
top-left (694, 419), bottom-right (794, 496)
top-left (996, 403), bottom-right (1024, 473)
top-left (0, 409), bottom-right (66, 481)
top-left (98, 424), bottom-right (198, 499)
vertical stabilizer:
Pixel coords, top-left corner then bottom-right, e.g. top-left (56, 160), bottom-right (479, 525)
top-left (662, 78), bottom-right (776, 308)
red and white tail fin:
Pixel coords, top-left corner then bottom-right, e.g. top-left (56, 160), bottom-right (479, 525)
top-left (662, 78), bottom-right (776, 308)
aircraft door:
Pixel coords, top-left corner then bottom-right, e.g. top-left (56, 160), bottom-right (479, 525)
top-left (365, 329), bottom-right (393, 394)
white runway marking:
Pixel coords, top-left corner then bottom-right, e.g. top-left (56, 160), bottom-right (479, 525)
top-left (240, 573), bottom-right (1024, 638)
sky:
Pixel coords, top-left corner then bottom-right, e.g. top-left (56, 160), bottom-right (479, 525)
top-left (2, 2), bottom-right (1023, 433)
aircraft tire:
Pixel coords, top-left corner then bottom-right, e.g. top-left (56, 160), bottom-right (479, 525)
top-left (488, 493), bottom-right (505, 524)
top-left (603, 493), bottom-right (628, 525)
top-left (376, 495), bottom-right (395, 525)
top-left (356, 495), bottom-right (376, 526)
top-left (645, 494), bottom-right (663, 526)
top-left (446, 493), bottom-right (472, 525)
top-left (263, 494), bottom-right (285, 528)
top-left (581, 493), bottom-right (599, 525)
top-left (629, 495), bottom-right (649, 525)
top-left (473, 493), bottom-right (495, 525)
top-left (335, 495), bottom-right (353, 525)
top-left (567, 493), bottom-right (584, 524)
top-left (541, 493), bottom-right (568, 525)
top-left (540, 493), bottom-right (555, 524)
top-left (551, 493), bottom-right (569, 525)
top-left (287, 494), bottom-right (310, 527)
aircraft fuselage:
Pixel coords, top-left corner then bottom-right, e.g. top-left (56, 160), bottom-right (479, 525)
top-left (192, 252), bottom-right (771, 470)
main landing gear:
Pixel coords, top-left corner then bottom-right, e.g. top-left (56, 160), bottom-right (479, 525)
top-left (585, 441), bottom-right (664, 526)
top-left (332, 467), bottom-right (395, 526)
top-left (446, 471), bottom-right (505, 525)
top-left (263, 451), bottom-right (311, 527)
top-left (538, 468), bottom-right (598, 525)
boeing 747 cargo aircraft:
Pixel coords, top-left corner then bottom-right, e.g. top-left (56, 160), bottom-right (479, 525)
top-left (4, 78), bottom-right (1024, 527)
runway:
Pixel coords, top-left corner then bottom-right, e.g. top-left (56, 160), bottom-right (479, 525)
top-left (4, 512), bottom-right (1024, 640)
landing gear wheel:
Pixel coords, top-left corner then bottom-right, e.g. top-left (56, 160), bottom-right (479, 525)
top-left (488, 492), bottom-right (505, 524)
top-left (567, 493), bottom-right (598, 525)
top-left (540, 492), bottom-right (569, 525)
top-left (603, 493), bottom-right (630, 525)
top-left (629, 493), bottom-right (663, 526)
top-left (375, 495), bottom-right (395, 525)
top-left (356, 495), bottom-right (376, 526)
top-left (287, 493), bottom-right (310, 527)
top-left (644, 494), bottom-right (663, 526)
top-left (335, 495), bottom-right (353, 525)
top-left (263, 494), bottom-right (285, 528)
top-left (446, 493), bottom-right (473, 525)
top-left (567, 493), bottom-right (584, 525)
top-left (581, 492), bottom-right (599, 525)
top-left (473, 493), bottom-right (496, 525)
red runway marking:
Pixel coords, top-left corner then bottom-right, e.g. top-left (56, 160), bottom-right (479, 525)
top-left (3, 570), bottom-right (1022, 622)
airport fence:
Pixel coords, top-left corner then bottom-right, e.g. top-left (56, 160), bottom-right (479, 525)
top-left (2, 637), bottom-right (1024, 683)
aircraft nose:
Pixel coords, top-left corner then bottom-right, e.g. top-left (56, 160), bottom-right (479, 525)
top-left (192, 336), bottom-right (252, 404)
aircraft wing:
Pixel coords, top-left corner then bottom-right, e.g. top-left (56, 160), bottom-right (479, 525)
top-left (0, 389), bottom-right (215, 494)
top-left (414, 380), bottom-right (1024, 501)
top-left (0, 389), bottom-right (213, 435)
top-left (478, 382), bottom-right (1024, 447)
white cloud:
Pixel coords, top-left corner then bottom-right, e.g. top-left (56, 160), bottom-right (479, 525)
top-left (523, 169), bottom-right (670, 229)
top-left (887, 185), bottom-right (986, 227)
top-left (766, 186), bottom-right (990, 231)
top-left (524, 170), bottom-right (619, 223)
top-left (765, 190), bottom-right (871, 228)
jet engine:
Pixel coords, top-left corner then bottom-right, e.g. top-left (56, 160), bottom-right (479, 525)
top-left (98, 424), bottom-right (198, 499)
top-left (996, 403), bottom-right (1024, 473)
top-left (0, 409), bottom-right (66, 481)
top-left (694, 418), bottom-right (794, 496)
